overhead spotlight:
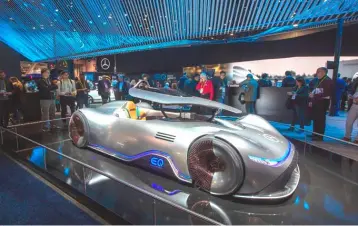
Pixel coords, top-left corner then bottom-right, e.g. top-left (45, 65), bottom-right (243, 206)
top-left (230, 33), bottom-right (234, 36)
top-left (293, 24), bottom-right (299, 27)
top-left (55, 9), bottom-right (59, 12)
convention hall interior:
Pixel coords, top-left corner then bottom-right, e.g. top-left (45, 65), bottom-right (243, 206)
top-left (1, 0), bottom-right (358, 225)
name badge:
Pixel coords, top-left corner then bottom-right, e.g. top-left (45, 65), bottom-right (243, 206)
top-left (200, 88), bottom-right (203, 94)
top-left (291, 94), bottom-right (296, 100)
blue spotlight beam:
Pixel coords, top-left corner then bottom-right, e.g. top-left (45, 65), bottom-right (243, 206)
top-left (0, 0), bottom-right (357, 61)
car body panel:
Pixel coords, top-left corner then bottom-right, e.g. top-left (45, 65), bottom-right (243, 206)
top-left (70, 84), bottom-right (299, 199)
top-left (88, 89), bottom-right (115, 103)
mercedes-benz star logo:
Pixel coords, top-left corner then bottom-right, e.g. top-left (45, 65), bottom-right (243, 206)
top-left (100, 58), bottom-right (110, 70)
top-left (263, 134), bottom-right (280, 143)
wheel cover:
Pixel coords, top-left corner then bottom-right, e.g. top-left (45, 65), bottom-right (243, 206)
top-left (69, 114), bottom-right (85, 146)
top-left (188, 137), bottom-right (243, 195)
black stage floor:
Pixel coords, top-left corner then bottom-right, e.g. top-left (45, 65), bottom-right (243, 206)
top-left (2, 127), bottom-right (358, 225)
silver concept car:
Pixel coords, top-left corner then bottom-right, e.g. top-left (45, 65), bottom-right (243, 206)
top-left (69, 81), bottom-right (300, 200)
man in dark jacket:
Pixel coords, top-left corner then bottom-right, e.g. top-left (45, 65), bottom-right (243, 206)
top-left (37, 68), bottom-right (58, 131)
top-left (309, 67), bottom-right (333, 140)
top-left (178, 73), bottom-right (188, 91)
top-left (0, 70), bottom-right (13, 128)
top-left (114, 75), bottom-right (128, 100)
top-left (98, 75), bottom-right (111, 104)
top-left (184, 74), bottom-right (200, 96)
top-left (258, 73), bottom-right (272, 87)
top-left (282, 71), bottom-right (296, 87)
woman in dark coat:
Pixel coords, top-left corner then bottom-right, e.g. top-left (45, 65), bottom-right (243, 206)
top-left (289, 76), bottom-right (309, 132)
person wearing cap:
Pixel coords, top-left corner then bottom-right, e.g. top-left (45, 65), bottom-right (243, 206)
top-left (243, 74), bottom-right (258, 114)
top-left (114, 74), bottom-right (129, 101)
top-left (309, 67), bottom-right (333, 140)
top-left (196, 72), bottom-right (214, 100)
top-left (288, 76), bottom-right (309, 132)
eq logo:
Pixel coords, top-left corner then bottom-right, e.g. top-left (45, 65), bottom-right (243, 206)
top-left (150, 157), bottom-right (165, 168)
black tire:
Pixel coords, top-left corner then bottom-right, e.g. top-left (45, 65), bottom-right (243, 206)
top-left (88, 96), bottom-right (94, 104)
top-left (69, 112), bottom-right (89, 148)
top-left (188, 136), bottom-right (244, 196)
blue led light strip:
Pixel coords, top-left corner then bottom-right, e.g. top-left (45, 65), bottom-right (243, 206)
top-left (248, 142), bottom-right (292, 167)
top-left (88, 144), bottom-right (192, 182)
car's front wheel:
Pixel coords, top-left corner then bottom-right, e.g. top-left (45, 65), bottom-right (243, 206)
top-left (188, 136), bottom-right (244, 196)
top-left (69, 112), bottom-right (89, 148)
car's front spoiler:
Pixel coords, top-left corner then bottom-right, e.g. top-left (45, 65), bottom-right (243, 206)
top-left (233, 165), bottom-right (300, 200)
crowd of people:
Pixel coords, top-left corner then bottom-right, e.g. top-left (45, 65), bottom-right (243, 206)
top-left (283, 67), bottom-right (358, 143)
top-left (0, 67), bottom-right (357, 143)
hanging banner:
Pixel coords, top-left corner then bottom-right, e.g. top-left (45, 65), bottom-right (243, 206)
top-left (96, 55), bottom-right (115, 73)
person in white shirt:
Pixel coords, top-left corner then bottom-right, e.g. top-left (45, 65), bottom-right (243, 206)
top-left (57, 71), bottom-right (76, 126)
top-left (343, 80), bottom-right (358, 144)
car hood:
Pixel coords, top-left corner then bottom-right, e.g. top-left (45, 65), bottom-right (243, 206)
top-left (214, 115), bottom-right (289, 160)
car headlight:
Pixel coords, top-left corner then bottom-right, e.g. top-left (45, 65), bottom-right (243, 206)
top-left (248, 142), bottom-right (292, 167)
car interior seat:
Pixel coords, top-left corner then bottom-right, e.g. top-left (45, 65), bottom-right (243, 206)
top-left (124, 101), bottom-right (146, 120)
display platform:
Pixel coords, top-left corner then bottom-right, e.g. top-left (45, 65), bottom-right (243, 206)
top-left (2, 123), bottom-right (358, 225)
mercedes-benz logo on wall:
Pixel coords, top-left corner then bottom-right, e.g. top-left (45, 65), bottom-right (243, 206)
top-left (100, 58), bottom-right (110, 70)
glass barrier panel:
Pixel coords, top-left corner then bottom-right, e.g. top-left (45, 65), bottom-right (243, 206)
top-left (83, 167), bottom-right (155, 224)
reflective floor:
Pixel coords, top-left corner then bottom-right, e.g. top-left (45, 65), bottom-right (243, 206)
top-left (2, 127), bottom-right (358, 225)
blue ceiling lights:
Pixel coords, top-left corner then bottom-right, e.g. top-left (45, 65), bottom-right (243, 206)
top-left (0, 0), bottom-right (357, 62)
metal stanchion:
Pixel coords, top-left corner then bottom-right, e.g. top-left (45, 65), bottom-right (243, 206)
top-left (82, 165), bottom-right (87, 194)
top-left (152, 199), bottom-right (157, 225)
top-left (43, 147), bottom-right (47, 170)
top-left (304, 131), bottom-right (307, 156)
top-left (0, 127), bottom-right (3, 145)
top-left (15, 127), bottom-right (19, 151)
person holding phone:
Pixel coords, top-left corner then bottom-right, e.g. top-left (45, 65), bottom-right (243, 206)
top-left (0, 70), bottom-right (13, 128)
top-left (76, 74), bottom-right (90, 109)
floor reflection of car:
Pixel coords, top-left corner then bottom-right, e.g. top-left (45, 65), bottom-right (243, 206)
top-left (88, 89), bottom-right (115, 104)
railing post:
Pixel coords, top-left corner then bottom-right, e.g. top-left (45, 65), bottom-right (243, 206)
top-left (0, 127), bottom-right (3, 145)
top-left (82, 166), bottom-right (87, 194)
top-left (15, 127), bottom-right (19, 151)
top-left (43, 147), bottom-right (47, 170)
top-left (152, 199), bottom-right (157, 225)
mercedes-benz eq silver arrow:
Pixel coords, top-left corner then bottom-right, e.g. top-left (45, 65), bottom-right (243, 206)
top-left (69, 81), bottom-right (300, 201)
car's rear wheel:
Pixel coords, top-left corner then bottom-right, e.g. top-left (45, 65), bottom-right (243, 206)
top-left (88, 96), bottom-right (94, 104)
top-left (69, 112), bottom-right (88, 148)
top-left (188, 136), bottom-right (244, 196)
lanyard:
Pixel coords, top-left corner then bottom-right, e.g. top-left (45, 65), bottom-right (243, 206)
top-left (0, 79), bottom-right (6, 90)
top-left (42, 78), bottom-right (50, 86)
top-left (78, 80), bottom-right (84, 89)
top-left (295, 86), bottom-right (303, 93)
top-left (314, 76), bottom-right (327, 89)
top-left (200, 81), bottom-right (207, 88)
